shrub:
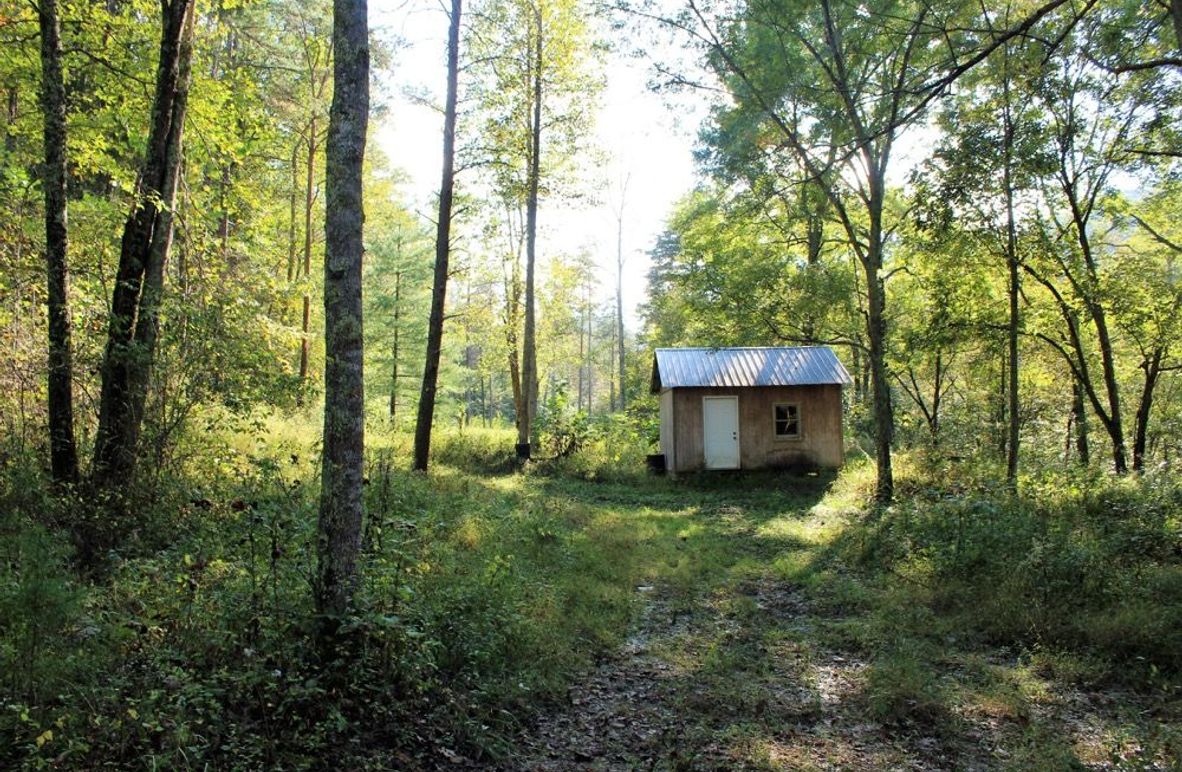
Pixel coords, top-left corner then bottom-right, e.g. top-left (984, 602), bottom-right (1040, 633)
top-left (836, 458), bottom-right (1182, 683)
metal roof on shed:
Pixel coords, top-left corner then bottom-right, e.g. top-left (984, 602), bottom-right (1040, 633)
top-left (651, 347), bottom-right (852, 391)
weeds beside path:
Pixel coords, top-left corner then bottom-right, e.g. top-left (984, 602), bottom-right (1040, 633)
top-left (504, 469), bottom-right (1181, 770)
top-left (4, 433), bottom-right (1180, 769)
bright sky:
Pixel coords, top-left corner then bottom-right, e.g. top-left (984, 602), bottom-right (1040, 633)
top-left (371, 0), bottom-right (700, 330)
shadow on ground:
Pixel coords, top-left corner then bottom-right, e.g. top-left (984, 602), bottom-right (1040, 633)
top-left (501, 470), bottom-right (1177, 770)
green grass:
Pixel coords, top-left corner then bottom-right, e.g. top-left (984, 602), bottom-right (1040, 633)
top-left (1, 420), bottom-right (1181, 768)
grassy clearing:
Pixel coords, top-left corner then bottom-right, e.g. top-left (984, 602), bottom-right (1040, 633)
top-left (2, 420), bottom-right (1181, 768)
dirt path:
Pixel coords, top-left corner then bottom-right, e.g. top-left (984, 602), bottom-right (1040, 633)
top-left (509, 581), bottom-right (924, 770)
top-left (511, 587), bottom-right (690, 770)
top-left (508, 577), bottom-right (1170, 771)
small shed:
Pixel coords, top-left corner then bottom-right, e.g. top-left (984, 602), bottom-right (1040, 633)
top-left (650, 347), bottom-right (852, 474)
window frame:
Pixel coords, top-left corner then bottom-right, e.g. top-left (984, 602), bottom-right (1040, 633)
top-left (772, 402), bottom-right (802, 440)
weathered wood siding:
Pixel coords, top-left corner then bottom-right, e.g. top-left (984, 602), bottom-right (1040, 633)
top-left (658, 388), bottom-right (676, 470)
top-left (667, 385), bottom-right (844, 472)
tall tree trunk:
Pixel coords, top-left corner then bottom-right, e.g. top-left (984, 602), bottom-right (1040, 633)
top-left (390, 269), bottom-right (401, 419)
top-left (316, 0), bottom-right (369, 621)
top-left (38, 0), bottom-right (79, 485)
top-left (506, 247), bottom-right (524, 438)
top-left (1001, 63), bottom-right (1020, 484)
top-left (1004, 181), bottom-right (1020, 484)
top-left (286, 140), bottom-right (300, 282)
top-left (414, 0), bottom-right (462, 472)
top-left (518, 7), bottom-right (542, 460)
top-left (930, 351), bottom-right (943, 443)
top-left (92, 0), bottom-right (195, 492)
top-left (997, 350), bottom-right (1008, 457)
top-left (299, 116), bottom-right (318, 395)
top-left (578, 297), bottom-right (586, 411)
top-left (585, 281), bottom-right (593, 416)
top-left (1061, 159), bottom-right (1127, 473)
top-left (864, 171), bottom-right (894, 503)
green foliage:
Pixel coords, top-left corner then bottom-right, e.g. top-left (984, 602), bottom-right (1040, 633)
top-left (431, 427), bottom-right (518, 473)
top-left (537, 380), bottom-right (590, 457)
top-left (864, 645), bottom-right (949, 725)
top-left (539, 408), bottom-right (654, 482)
top-left (834, 459), bottom-right (1182, 680)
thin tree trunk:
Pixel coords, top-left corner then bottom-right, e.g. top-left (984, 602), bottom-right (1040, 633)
top-left (1172, 0), bottom-right (1182, 53)
top-left (1132, 349), bottom-right (1162, 472)
top-left (390, 269), bottom-right (400, 419)
top-left (316, 0), bottom-right (368, 621)
top-left (299, 116), bottom-right (318, 394)
top-left (930, 351), bottom-right (943, 443)
top-left (413, 0), bottom-right (462, 471)
top-left (998, 350), bottom-right (1008, 456)
top-left (218, 163), bottom-right (232, 263)
top-left (518, 7), bottom-right (542, 460)
top-left (506, 248), bottom-right (524, 437)
top-left (608, 339), bottom-right (616, 412)
top-left (1061, 158), bottom-right (1127, 472)
top-left (38, 0), bottom-right (79, 484)
top-left (92, 0), bottom-right (195, 492)
top-left (287, 140), bottom-right (300, 282)
top-left (1002, 64), bottom-right (1020, 485)
top-left (578, 296), bottom-right (586, 411)
top-left (585, 281), bottom-right (593, 416)
top-left (1072, 376), bottom-right (1089, 466)
top-left (852, 346), bottom-right (863, 405)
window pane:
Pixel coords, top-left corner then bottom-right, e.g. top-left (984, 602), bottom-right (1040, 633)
top-left (774, 404), bottom-right (800, 437)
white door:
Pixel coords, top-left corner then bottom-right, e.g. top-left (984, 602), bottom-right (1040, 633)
top-left (703, 396), bottom-right (740, 469)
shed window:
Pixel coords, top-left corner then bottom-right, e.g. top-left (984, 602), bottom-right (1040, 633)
top-left (774, 403), bottom-right (801, 438)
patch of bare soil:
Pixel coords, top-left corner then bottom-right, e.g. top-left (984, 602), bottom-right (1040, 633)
top-left (509, 588), bottom-right (690, 770)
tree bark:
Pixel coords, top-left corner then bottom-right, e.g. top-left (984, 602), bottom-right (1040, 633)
top-left (1172, 0), bottom-right (1182, 54)
top-left (38, 0), bottom-right (79, 485)
top-left (518, 6), bottom-right (543, 460)
top-left (390, 269), bottom-right (401, 419)
top-left (316, 0), bottom-right (368, 620)
top-left (1132, 348), bottom-right (1163, 472)
top-left (864, 165), bottom-right (894, 503)
top-left (414, 0), bottom-right (462, 472)
top-left (1001, 68), bottom-right (1020, 485)
top-left (505, 240), bottom-right (524, 438)
top-left (92, 0), bottom-right (195, 492)
top-left (287, 140), bottom-right (300, 283)
top-left (299, 115), bottom-right (318, 394)
top-left (1054, 105), bottom-right (1128, 473)
top-left (1072, 376), bottom-right (1089, 466)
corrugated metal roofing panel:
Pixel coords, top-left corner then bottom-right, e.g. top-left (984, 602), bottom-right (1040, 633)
top-left (652, 347), bottom-right (853, 390)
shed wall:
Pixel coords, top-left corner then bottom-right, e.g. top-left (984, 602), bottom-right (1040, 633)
top-left (658, 389), bottom-right (675, 470)
top-left (668, 385), bottom-right (844, 472)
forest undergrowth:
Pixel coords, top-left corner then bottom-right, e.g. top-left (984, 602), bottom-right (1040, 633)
top-left (1, 415), bottom-right (1180, 769)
